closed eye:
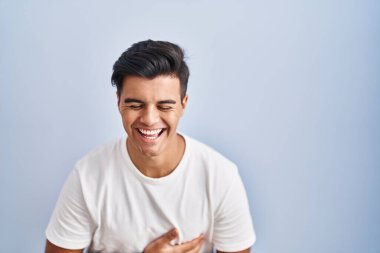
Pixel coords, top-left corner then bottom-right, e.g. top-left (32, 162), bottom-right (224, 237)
top-left (127, 105), bottom-right (143, 109)
top-left (158, 106), bottom-right (173, 111)
top-left (124, 98), bottom-right (144, 110)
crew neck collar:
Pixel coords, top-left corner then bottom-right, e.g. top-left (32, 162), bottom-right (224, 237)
top-left (120, 133), bottom-right (190, 185)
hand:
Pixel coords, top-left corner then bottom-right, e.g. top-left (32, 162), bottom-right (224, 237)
top-left (143, 228), bottom-right (204, 253)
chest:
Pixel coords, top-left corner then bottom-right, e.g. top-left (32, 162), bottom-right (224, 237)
top-left (89, 180), bottom-right (214, 252)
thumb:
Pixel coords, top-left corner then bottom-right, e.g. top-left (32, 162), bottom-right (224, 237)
top-left (159, 228), bottom-right (178, 243)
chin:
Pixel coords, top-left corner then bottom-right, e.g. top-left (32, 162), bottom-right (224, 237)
top-left (136, 144), bottom-right (163, 158)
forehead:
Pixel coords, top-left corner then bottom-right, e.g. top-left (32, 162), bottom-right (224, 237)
top-left (121, 75), bottom-right (181, 100)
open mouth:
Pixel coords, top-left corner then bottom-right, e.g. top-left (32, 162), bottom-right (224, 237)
top-left (136, 128), bottom-right (165, 141)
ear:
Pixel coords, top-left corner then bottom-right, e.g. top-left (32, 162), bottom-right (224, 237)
top-left (117, 92), bottom-right (121, 112)
top-left (181, 95), bottom-right (188, 110)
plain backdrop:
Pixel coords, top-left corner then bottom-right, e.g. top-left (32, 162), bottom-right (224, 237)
top-left (1, 0), bottom-right (379, 252)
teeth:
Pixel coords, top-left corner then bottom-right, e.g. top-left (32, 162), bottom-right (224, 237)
top-left (138, 128), bottom-right (162, 136)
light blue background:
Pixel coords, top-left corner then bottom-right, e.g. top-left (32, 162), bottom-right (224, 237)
top-left (1, 0), bottom-right (379, 252)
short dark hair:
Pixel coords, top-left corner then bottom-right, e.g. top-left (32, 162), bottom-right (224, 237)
top-left (111, 39), bottom-right (190, 100)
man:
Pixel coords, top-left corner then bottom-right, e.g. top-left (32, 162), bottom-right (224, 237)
top-left (45, 40), bottom-right (256, 253)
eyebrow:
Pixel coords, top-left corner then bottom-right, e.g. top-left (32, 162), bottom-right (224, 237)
top-left (124, 98), bottom-right (177, 104)
top-left (157, 100), bottom-right (176, 105)
top-left (124, 98), bottom-right (144, 104)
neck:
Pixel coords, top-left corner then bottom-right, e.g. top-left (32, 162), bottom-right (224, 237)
top-left (127, 134), bottom-right (185, 178)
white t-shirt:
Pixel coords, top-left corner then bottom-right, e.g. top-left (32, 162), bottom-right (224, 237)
top-left (46, 135), bottom-right (256, 252)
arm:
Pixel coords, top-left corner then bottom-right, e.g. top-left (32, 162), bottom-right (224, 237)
top-left (45, 240), bottom-right (83, 253)
top-left (45, 169), bottom-right (95, 252)
top-left (213, 166), bottom-right (256, 253)
top-left (217, 248), bottom-right (250, 253)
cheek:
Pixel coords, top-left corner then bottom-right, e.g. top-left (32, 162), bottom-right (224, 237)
top-left (121, 113), bottom-right (134, 128)
top-left (164, 112), bottom-right (182, 127)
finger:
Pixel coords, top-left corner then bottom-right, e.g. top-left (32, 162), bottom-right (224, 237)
top-left (157, 228), bottom-right (178, 243)
top-left (174, 234), bottom-right (204, 252)
top-left (187, 237), bottom-right (204, 253)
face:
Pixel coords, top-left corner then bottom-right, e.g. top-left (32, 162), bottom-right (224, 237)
top-left (118, 75), bottom-right (188, 159)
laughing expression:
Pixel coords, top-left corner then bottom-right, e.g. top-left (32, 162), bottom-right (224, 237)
top-left (118, 75), bottom-right (187, 159)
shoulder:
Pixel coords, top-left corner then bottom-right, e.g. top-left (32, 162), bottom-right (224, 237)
top-left (185, 135), bottom-right (237, 166)
top-left (184, 134), bottom-right (240, 182)
top-left (73, 137), bottom-right (125, 178)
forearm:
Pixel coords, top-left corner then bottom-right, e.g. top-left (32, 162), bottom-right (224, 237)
top-left (45, 240), bottom-right (83, 253)
top-left (216, 248), bottom-right (250, 253)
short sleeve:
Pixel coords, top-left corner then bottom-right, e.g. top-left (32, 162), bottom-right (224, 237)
top-left (45, 167), bottom-right (96, 250)
top-left (213, 169), bottom-right (256, 252)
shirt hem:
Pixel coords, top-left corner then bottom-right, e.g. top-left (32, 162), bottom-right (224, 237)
top-left (214, 235), bottom-right (256, 252)
top-left (46, 229), bottom-right (90, 250)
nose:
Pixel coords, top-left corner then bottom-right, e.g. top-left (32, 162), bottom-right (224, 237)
top-left (140, 105), bottom-right (160, 126)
